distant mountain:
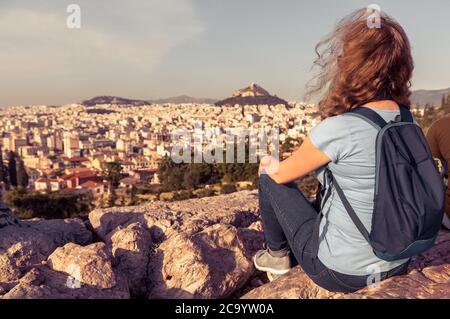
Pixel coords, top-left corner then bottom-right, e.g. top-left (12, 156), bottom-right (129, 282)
top-left (81, 96), bottom-right (151, 107)
top-left (216, 83), bottom-right (288, 107)
top-left (149, 95), bottom-right (218, 104)
top-left (411, 88), bottom-right (450, 107)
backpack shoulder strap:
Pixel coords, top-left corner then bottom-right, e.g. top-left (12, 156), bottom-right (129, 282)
top-left (344, 107), bottom-right (388, 130)
top-left (399, 105), bottom-right (414, 123)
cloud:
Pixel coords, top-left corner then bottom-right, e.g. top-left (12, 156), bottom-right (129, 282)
top-left (0, 0), bottom-right (203, 103)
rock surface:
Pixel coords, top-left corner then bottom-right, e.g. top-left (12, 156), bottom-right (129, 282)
top-left (1, 191), bottom-right (450, 299)
top-left (0, 224), bottom-right (56, 283)
top-left (106, 222), bottom-right (152, 296)
top-left (215, 83), bottom-right (289, 106)
top-left (89, 190), bottom-right (259, 242)
top-left (47, 242), bottom-right (116, 289)
top-left (22, 218), bottom-right (93, 246)
top-left (148, 223), bottom-right (253, 299)
top-left (241, 230), bottom-right (450, 299)
top-left (3, 266), bottom-right (129, 299)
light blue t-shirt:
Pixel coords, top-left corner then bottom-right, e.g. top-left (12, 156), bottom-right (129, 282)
top-left (309, 107), bottom-right (410, 276)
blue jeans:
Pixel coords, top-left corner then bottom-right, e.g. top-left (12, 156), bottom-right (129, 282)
top-left (258, 174), bottom-right (409, 293)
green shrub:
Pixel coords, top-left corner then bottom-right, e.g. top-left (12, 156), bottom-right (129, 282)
top-left (220, 183), bottom-right (237, 195)
top-left (172, 190), bottom-right (194, 201)
top-left (195, 188), bottom-right (216, 198)
top-left (5, 188), bottom-right (91, 219)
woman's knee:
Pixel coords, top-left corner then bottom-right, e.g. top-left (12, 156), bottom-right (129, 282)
top-left (258, 174), bottom-right (274, 191)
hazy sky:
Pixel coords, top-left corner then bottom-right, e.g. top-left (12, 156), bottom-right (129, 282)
top-left (1, 0), bottom-right (450, 106)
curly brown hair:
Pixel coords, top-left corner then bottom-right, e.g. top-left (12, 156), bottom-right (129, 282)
top-left (305, 8), bottom-right (414, 119)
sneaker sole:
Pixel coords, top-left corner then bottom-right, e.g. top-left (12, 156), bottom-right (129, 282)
top-left (267, 272), bottom-right (281, 282)
top-left (253, 256), bottom-right (290, 275)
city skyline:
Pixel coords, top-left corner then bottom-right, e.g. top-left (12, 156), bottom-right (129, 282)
top-left (1, 0), bottom-right (450, 107)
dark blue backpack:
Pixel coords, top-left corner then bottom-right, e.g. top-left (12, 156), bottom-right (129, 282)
top-left (315, 106), bottom-right (445, 261)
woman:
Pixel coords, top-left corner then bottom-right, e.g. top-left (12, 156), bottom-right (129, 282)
top-left (255, 8), bottom-right (413, 293)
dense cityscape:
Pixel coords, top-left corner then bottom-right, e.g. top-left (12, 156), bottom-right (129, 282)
top-left (0, 84), bottom-right (322, 218)
top-left (1, 82), bottom-right (448, 220)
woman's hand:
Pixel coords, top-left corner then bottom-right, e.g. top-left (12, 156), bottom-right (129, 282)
top-left (258, 155), bottom-right (280, 176)
top-left (260, 137), bottom-right (331, 184)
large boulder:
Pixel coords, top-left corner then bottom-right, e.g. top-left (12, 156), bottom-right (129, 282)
top-left (148, 223), bottom-right (254, 299)
top-left (106, 222), bottom-right (153, 297)
top-left (89, 206), bottom-right (148, 241)
top-left (88, 191), bottom-right (259, 242)
top-left (242, 230), bottom-right (450, 299)
top-left (22, 218), bottom-right (92, 246)
top-left (1, 266), bottom-right (129, 299)
top-left (0, 225), bottom-right (56, 283)
top-left (47, 242), bottom-right (116, 289)
top-left (0, 204), bottom-right (94, 286)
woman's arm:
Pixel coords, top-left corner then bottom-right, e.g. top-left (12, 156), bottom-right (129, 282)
top-left (259, 136), bottom-right (331, 184)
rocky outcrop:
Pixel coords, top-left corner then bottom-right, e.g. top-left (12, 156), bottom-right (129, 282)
top-left (0, 210), bottom-right (93, 286)
top-left (215, 83), bottom-right (289, 107)
top-left (0, 191), bottom-right (260, 299)
top-left (2, 266), bottom-right (129, 299)
top-left (1, 190), bottom-right (450, 299)
top-left (148, 223), bottom-right (253, 299)
top-left (0, 225), bottom-right (56, 283)
top-left (0, 205), bottom-right (129, 299)
top-left (242, 230), bottom-right (450, 299)
top-left (106, 222), bottom-right (152, 296)
top-left (22, 218), bottom-right (93, 246)
top-left (81, 96), bottom-right (151, 107)
top-left (47, 242), bottom-right (116, 289)
top-left (88, 191), bottom-right (259, 242)
top-left (89, 191), bottom-right (260, 297)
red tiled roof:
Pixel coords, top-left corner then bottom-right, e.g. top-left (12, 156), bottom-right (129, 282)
top-left (67, 156), bottom-right (90, 162)
top-left (35, 177), bottom-right (62, 183)
top-left (61, 171), bottom-right (99, 180)
top-left (119, 177), bottom-right (140, 185)
top-left (80, 180), bottom-right (103, 188)
top-left (65, 167), bottom-right (94, 174)
top-left (120, 161), bottom-right (134, 165)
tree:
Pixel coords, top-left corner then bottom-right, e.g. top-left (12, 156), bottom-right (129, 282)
top-left (5, 188), bottom-right (91, 219)
top-left (102, 161), bottom-right (123, 207)
top-left (17, 157), bottom-right (29, 188)
top-left (157, 143), bottom-right (258, 194)
top-left (102, 162), bottom-right (124, 188)
top-left (183, 168), bottom-right (201, 190)
top-left (443, 93), bottom-right (450, 114)
top-left (157, 155), bottom-right (185, 191)
top-left (0, 148), bottom-right (5, 183)
top-left (7, 151), bottom-right (17, 187)
top-left (129, 185), bottom-right (139, 206)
